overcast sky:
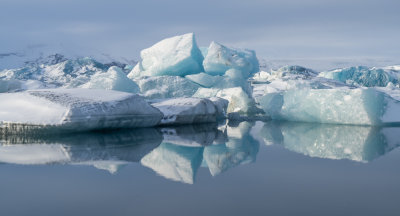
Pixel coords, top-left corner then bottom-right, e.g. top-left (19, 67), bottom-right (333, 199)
top-left (1, 0), bottom-right (399, 60)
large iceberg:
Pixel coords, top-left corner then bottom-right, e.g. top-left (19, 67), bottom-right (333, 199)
top-left (151, 97), bottom-right (218, 125)
top-left (128, 33), bottom-right (204, 78)
top-left (80, 66), bottom-right (140, 93)
top-left (318, 66), bottom-right (400, 87)
top-left (0, 89), bottom-right (163, 132)
top-left (203, 42), bottom-right (259, 77)
top-left (257, 88), bottom-right (400, 125)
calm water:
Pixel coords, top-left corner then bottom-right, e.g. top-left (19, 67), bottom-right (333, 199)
top-left (1, 121), bottom-right (400, 216)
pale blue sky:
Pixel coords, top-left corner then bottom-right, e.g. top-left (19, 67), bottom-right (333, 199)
top-left (1, 0), bottom-right (399, 60)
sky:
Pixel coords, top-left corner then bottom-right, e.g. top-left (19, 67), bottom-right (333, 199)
top-left (1, 0), bottom-right (400, 61)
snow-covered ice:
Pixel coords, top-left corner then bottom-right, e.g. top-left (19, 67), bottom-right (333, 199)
top-left (81, 66), bottom-right (140, 93)
top-left (0, 88), bottom-right (163, 131)
top-left (151, 97), bottom-right (218, 125)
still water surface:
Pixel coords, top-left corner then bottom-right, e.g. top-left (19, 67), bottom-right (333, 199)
top-left (1, 121), bottom-right (400, 216)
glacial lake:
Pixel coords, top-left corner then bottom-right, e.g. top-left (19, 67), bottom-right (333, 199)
top-left (1, 121), bottom-right (400, 216)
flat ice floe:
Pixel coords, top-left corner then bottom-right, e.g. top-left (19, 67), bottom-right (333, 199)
top-left (0, 88), bottom-right (163, 132)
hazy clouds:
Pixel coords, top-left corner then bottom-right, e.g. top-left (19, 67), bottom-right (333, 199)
top-left (1, 0), bottom-right (399, 59)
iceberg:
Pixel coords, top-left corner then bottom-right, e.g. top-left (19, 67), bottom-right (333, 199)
top-left (185, 72), bottom-right (223, 88)
top-left (186, 70), bottom-right (251, 92)
top-left (260, 121), bottom-right (400, 162)
top-left (318, 66), bottom-right (400, 87)
top-left (134, 76), bottom-right (200, 99)
top-left (151, 97), bottom-right (218, 125)
top-left (208, 97), bottom-right (229, 119)
top-left (257, 88), bottom-right (400, 125)
top-left (128, 33), bottom-right (204, 77)
top-left (80, 66), bottom-right (140, 93)
top-left (141, 143), bottom-right (204, 184)
top-left (0, 88), bottom-right (163, 132)
top-left (194, 87), bottom-right (259, 115)
top-left (203, 41), bottom-right (259, 77)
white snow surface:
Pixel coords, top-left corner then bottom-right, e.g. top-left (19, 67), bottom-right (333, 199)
top-left (0, 88), bottom-right (162, 129)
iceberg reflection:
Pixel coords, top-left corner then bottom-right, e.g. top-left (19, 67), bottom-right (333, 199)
top-left (0, 128), bottom-right (163, 173)
top-left (2, 121), bottom-right (398, 184)
top-left (260, 121), bottom-right (400, 162)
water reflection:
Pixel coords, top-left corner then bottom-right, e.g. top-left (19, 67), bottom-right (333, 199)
top-left (260, 121), bottom-right (400, 162)
top-left (1, 121), bottom-right (400, 183)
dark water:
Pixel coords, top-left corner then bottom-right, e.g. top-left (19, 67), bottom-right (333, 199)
top-left (1, 121), bottom-right (400, 216)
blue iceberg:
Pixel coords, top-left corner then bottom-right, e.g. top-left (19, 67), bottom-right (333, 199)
top-left (203, 41), bottom-right (259, 77)
top-left (128, 33), bottom-right (204, 77)
top-left (257, 88), bottom-right (400, 125)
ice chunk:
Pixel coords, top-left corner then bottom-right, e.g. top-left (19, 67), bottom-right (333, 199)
top-left (260, 122), bottom-right (400, 162)
top-left (128, 33), bottom-right (204, 77)
top-left (141, 143), bottom-right (204, 184)
top-left (0, 89), bottom-right (163, 132)
top-left (257, 88), bottom-right (400, 125)
top-left (193, 87), bottom-right (255, 114)
top-left (318, 66), bottom-right (400, 87)
top-left (151, 97), bottom-right (218, 125)
top-left (81, 66), bottom-right (140, 93)
top-left (135, 76), bottom-right (200, 99)
top-left (203, 41), bottom-right (259, 77)
top-left (208, 97), bottom-right (229, 119)
top-left (185, 69), bottom-right (251, 92)
top-left (185, 72), bottom-right (223, 88)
